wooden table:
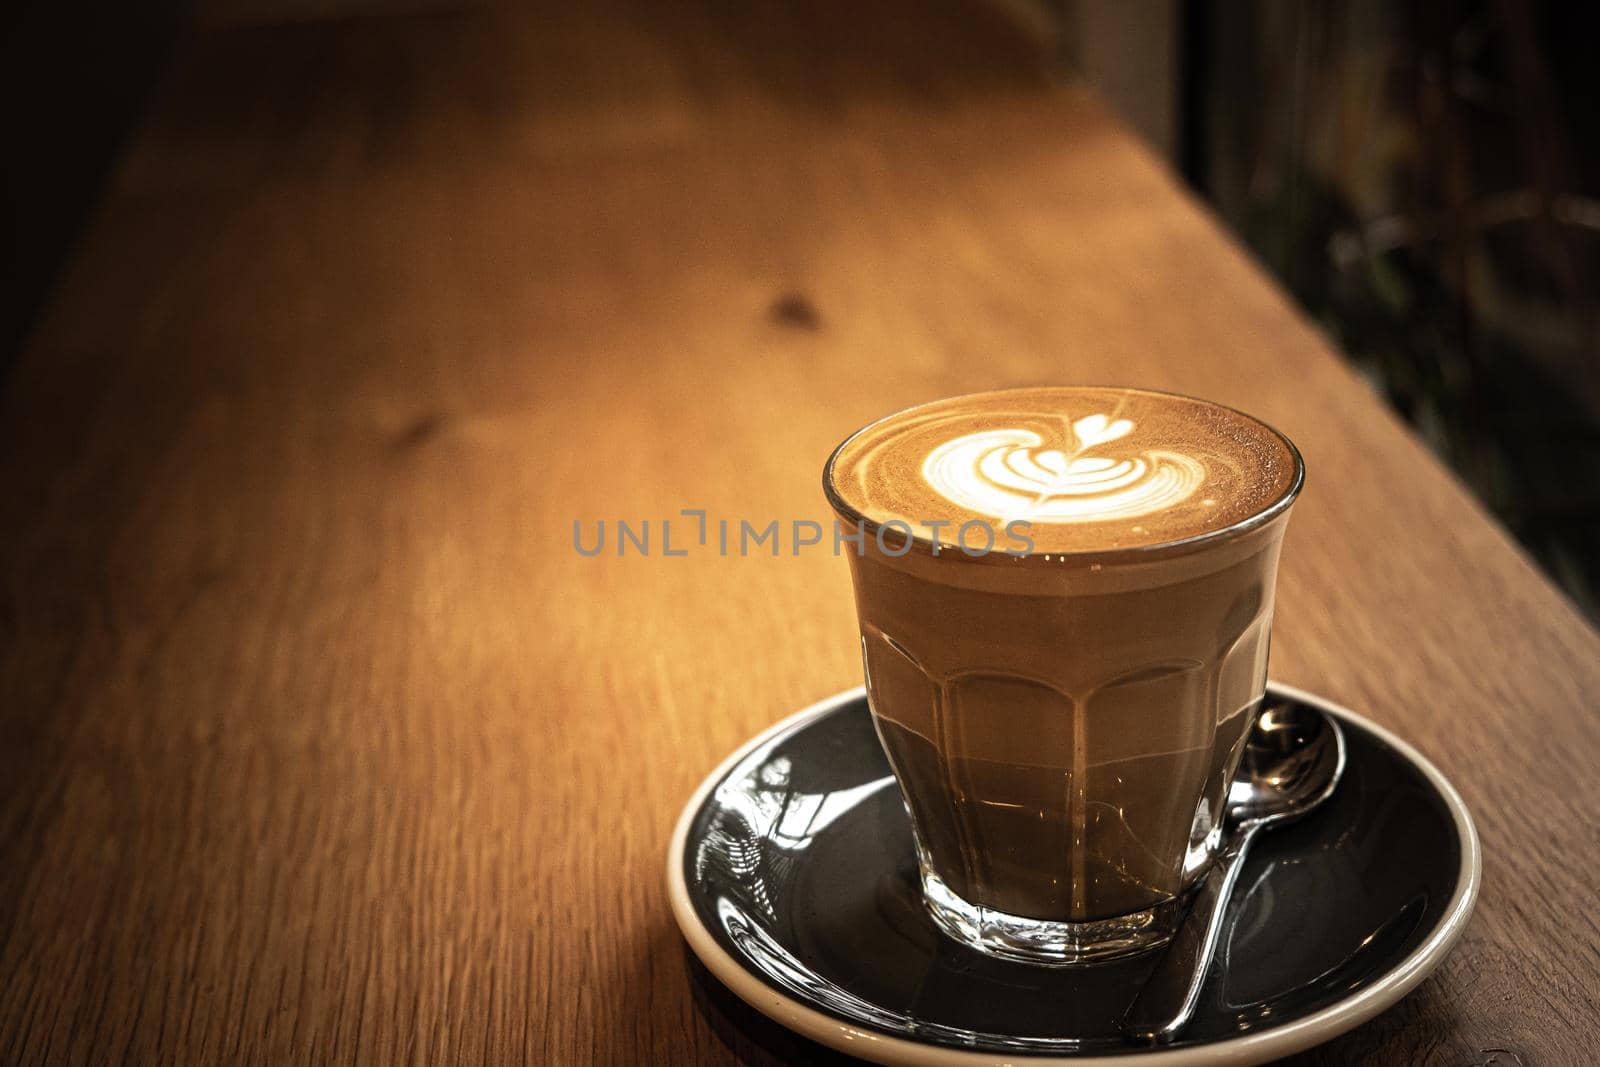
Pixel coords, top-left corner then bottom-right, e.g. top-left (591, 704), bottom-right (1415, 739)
top-left (3, 4), bottom-right (1597, 1064)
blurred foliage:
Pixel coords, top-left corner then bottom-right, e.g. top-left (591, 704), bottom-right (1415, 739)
top-left (1196, 0), bottom-right (1600, 619)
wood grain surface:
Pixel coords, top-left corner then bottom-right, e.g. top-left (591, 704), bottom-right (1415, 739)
top-left (2, 4), bottom-right (1596, 1065)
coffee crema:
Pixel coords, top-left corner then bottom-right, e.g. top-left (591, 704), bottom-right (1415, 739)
top-left (827, 387), bottom-right (1300, 554)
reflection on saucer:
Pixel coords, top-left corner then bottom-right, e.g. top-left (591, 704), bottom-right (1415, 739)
top-left (670, 685), bottom-right (1479, 1064)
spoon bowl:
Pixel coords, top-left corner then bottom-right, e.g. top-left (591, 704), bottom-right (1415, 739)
top-left (1230, 698), bottom-right (1348, 829)
top-left (1123, 696), bottom-right (1347, 1044)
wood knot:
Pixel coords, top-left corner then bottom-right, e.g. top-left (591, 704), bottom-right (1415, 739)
top-left (395, 413), bottom-right (446, 449)
top-left (769, 292), bottom-right (821, 331)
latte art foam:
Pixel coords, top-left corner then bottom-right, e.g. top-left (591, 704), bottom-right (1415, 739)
top-left (826, 387), bottom-right (1300, 554)
top-left (922, 420), bottom-right (1207, 523)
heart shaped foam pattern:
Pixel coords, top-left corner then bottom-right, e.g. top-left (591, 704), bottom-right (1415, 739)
top-left (825, 387), bottom-right (1300, 555)
top-left (922, 427), bottom-right (1207, 524)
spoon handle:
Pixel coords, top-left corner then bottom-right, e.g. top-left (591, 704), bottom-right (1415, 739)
top-left (1121, 825), bottom-right (1260, 1044)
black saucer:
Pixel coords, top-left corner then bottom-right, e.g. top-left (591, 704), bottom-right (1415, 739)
top-left (667, 684), bottom-right (1479, 1065)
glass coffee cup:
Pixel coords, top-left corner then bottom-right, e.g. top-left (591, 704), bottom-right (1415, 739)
top-left (824, 387), bottom-right (1303, 964)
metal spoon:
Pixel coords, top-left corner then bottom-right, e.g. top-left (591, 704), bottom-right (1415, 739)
top-left (1122, 696), bottom-right (1347, 1044)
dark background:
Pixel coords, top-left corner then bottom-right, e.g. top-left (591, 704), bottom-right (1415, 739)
top-left (5, 0), bottom-right (1597, 615)
top-left (2, 1), bottom-right (186, 363)
top-left (1191, 0), bottom-right (1600, 618)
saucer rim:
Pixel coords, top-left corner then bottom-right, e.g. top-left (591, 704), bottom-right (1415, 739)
top-left (666, 683), bottom-right (1482, 1066)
